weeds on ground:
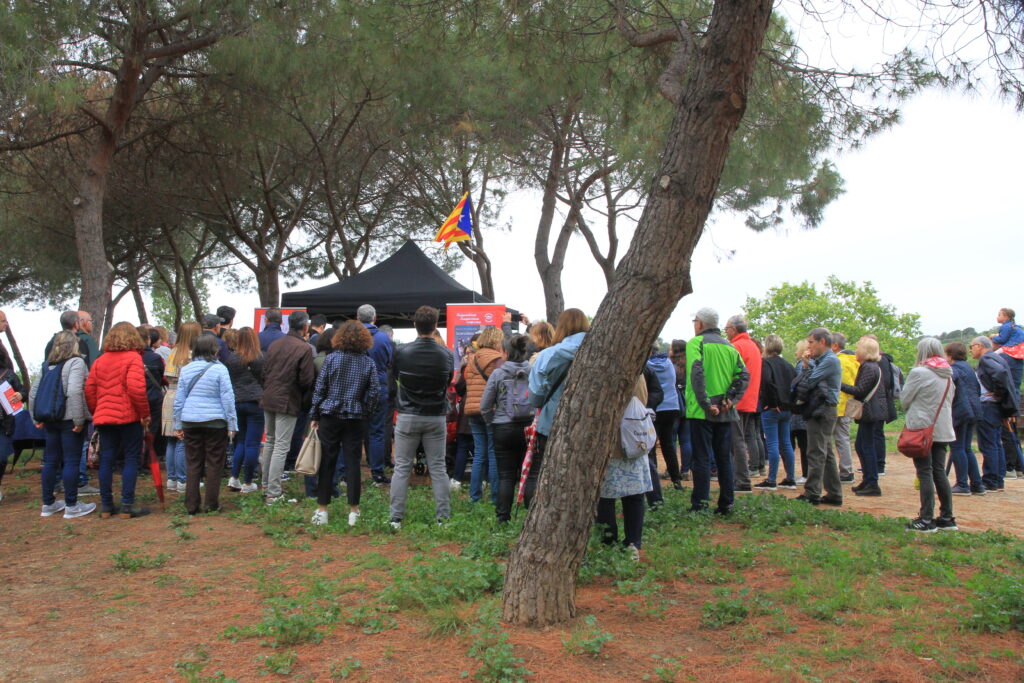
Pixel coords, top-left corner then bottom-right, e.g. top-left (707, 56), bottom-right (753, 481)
top-left (260, 649), bottom-right (297, 675)
top-left (329, 657), bottom-right (363, 679)
top-left (464, 603), bottom-right (531, 682)
top-left (562, 615), bottom-right (613, 656)
top-left (174, 646), bottom-right (237, 683)
top-left (111, 548), bottom-right (170, 572)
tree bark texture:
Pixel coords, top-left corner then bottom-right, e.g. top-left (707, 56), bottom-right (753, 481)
top-left (502, 0), bottom-right (774, 626)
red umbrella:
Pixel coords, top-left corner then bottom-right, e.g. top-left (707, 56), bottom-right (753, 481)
top-left (145, 431), bottom-right (165, 511)
top-left (515, 412), bottom-right (540, 507)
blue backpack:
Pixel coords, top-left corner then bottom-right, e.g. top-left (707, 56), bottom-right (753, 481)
top-left (33, 361), bottom-right (67, 423)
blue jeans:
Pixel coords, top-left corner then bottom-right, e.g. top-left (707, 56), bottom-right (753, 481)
top-left (690, 419), bottom-right (734, 511)
top-left (978, 403), bottom-right (1005, 490)
top-left (98, 423), bottom-right (144, 508)
top-left (468, 415), bottom-right (497, 503)
top-left (950, 419), bottom-right (983, 488)
top-left (365, 399), bottom-right (389, 476)
top-left (1003, 355), bottom-right (1023, 392)
top-left (676, 416), bottom-right (692, 474)
top-left (854, 420), bottom-right (882, 486)
top-left (761, 410), bottom-right (795, 483)
top-left (42, 421), bottom-right (85, 506)
top-left (165, 438), bottom-right (186, 482)
top-left (232, 401), bottom-right (264, 484)
top-left (451, 433), bottom-right (473, 482)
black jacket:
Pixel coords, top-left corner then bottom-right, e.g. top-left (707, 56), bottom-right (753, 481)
top-left (643, 365), bottom-right (664, 411)
top-left (226, 351), bottom-right (265, 404)
top-left (978, 352), bottom-right (1020, 418)
top-left (141, 348), bottom-right (165, 405)
top-left (841, 360), bottom-right (888, 423)
top-left (389, 337), bottom-right (454, 416)
top-left (761, 356), bottom-right (796, 411)
top-left (878, 354), bottom-right (899, 423)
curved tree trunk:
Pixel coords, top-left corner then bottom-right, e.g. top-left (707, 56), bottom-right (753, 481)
top-left (502, 0), bottom-right (774, 626)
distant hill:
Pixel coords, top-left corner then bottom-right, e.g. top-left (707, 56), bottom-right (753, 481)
top-left (928, 327), bottom-right (998, 345)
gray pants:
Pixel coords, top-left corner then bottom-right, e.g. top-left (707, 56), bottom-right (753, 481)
top-left (805, 408), bottom-right (842, 500)
top-left (914, 442), bottom-right (953, 521)
top-left (389, 414), bottom-right (450, 522)
top-left (731, 412), bottom-right (758, 486)
top-left (828, 416), bottom-right (853, 476)
top-left (262, 411), bottom-right (297, 498)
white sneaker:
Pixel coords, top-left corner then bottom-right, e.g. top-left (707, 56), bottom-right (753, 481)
top-left (63, 501), bottom-right (96, 519)
top-left (449, 478), bottom-right (461, 491)
top-left (795, 476), bottom-right (807, 485)
top-left (240, 482), bottom-right (259, 494)
top-left (176, 481), bottom-right (186, 493)
top-left (389, 520), bottom-right (402, 530)
top-left (627, 544), bottom-right (641, 562)
top-left (41, 500), bottom-right (67, 517)
top-left (166, 479), bottom-right (177, 491)
top-left (227, 477), bottom-right (242, 491)
top-left (311, 509), bottom-right (328, 525)
top-left (265, 495), bottom-right (282, 506)
top-left (348, 511), bottom-right (360, 527)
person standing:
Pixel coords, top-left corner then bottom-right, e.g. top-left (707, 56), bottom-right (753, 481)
top-left (945, 342), bottom-right (985, 495)
top-left (901, 338), bottom-right (956, 532)
top-left (646, 344), bottom-right (683, 490)
top-left (259, 308), bottom-right (286, 352)
top-left (793, 328), bottom-right (843, 506)
top-left (226, 327), bottom-right (265, 494)
top-left (0, 310), bottom-right (22, 503)
top-left (686, 308), bottom-right (749, 514)
top-left (464, 326), bottom-right (505, 504)
top-left (830, 333), bottom-right (859, 484)
top-left (161, 322), bottom-right (201, 493)
top-left (723, 315), bottom-right (761, 492)
top-left (357, 304), bottom-right (395, 486)
top-left (84, 322), bottom-right (151, 518)
top-left (842, 337), bottom-right (888, 497)
top-left (139, 327), bottom-right (166, 473)
top-left (388, 306), bottom-right (454, 527)
top-left (479, 334), bottom-right (533, 522)
top-left (308, 322), bottom-right (380, 527)
top-left (670, 339), bottom-right (692, 482)
top-left (990, 308), bottom-right (1024, 478)
top-left (755, 334), bottom-right (798, 491)
top-left (261, 311), bottom-right (316, 505)
top-left (29, 331), bottom-right (96, 518)
top-left (971, 336), bottom-right (1018, 492)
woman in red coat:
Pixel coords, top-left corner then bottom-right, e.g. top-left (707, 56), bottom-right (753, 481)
top-left (85, 322), bottom-right (151, 518)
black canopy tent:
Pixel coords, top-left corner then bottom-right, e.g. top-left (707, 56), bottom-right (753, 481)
top-left (281, 241), bottom-right (511, 328)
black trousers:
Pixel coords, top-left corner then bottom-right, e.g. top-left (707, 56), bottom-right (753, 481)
top-left (492, 419), bottom-right (531, 521)
top-left (316, 416), bottom-right (365, 506)
top-left (596, 494), bottom-right (645, 549)
top-left (791, 429), bottom-right (808, 477)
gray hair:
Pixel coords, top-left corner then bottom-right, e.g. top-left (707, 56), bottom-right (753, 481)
top-left (357, 304), bottom-right (376, 324)
top-left (763, 334), bottom-right (784, 356)
top-left (265, 308), bottom-right (282, 323)
top-left (378, 324), bottom-right (394, 339)
top-left (288, 310), bottom-right (310, 330)
top-left (972, 336), bottom-right (993, 350)
top-left (694, 307), bottom-right (719, 328)
top-left (47, 331), bottom-right (81, 364)
top-left (831, 332), bottom-right (847, 349)
top-left (726, 314), bottom-right (747, 333)
top-left (916, 337), bottom-right (944, 364)
top-left (59, 310), bottom-right (79, 330)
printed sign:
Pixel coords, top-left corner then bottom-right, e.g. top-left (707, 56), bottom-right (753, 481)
top-left (253, 308), bottom-right (307, 335)
top-left (445, 303), bottom-right (507, 366)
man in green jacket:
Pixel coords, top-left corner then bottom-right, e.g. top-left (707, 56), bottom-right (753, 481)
top-left (686, 307), bottom-right (750, 514)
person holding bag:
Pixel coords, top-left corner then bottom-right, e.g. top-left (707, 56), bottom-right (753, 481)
top-left (900, 337), bottom-right (956, 532)
top-left (464, 326), bottom-right (506, 504)
top-left (308, 321), bottom-right (379, 527)
top-left (842, 336), bottom-right (889, 497)
top-left (173, 335), bottom-right (237, 515)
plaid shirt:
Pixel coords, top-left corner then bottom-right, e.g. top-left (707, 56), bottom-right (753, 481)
top-left (310, 351), bottom-right (380, 420)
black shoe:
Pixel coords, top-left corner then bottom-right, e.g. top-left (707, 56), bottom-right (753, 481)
top-left (119, 504), bottom-right (150, 519)
top-left (839, 473), bottom-right (855, 483)
top-left (935, 516), bottom-right (958, 531)
top-left (753, 479), bottom-right (777, 491)
top-left (819, 495), bottom-right (843, 506)
top-left (851, 481), bottom-right (865, 492)
top-left (372, 475), bottom-right (391, 486)
top-left (853, 484), bottom-right (882, 497)
top-left (906, 517), bottom-right (937, 533)
top-left (795, 493), bottom-right (820, 505)
top-left (777, 479), bottom-right (798, 490)
top-left (99, 504), bottom-right (117, 518)
top-left (734, 484), bottom-right (753, 494)
top-left (660, 472), bottom-right (670, 480)
top-left (971, 486), bottom-right (987, 496)
top-left (680, 472), bottom-right (691, 482)
top-left (671, 480), bottom-right (685, 492)
top-left (714, 506), bottom-right (732, 516)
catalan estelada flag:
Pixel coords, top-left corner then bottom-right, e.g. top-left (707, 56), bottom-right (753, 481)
top-left (434, 192), bottom-right (473, 251)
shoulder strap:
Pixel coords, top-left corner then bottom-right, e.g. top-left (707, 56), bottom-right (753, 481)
top-left (864, 368), bottom-right (883, 402)
top-left (184, 362), bottom-right (214, 398)
top-left (544, 360), bottom-right (573, 407)
top-left (474, 356), bottom-right (492, 381)
top-left (928, 379), bottom-right (952, 428)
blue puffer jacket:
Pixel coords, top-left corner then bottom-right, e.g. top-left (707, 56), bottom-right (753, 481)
top-left (529, 332), bottom-right (585, 436)
top-left (173, 359), bottom-right (237, 431)
top-left (950, 359), bottom-right (981, 423)
top-left (646, 353), bottom-right (679, 412)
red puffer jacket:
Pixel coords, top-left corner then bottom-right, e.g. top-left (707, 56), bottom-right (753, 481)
top-left (85, 350), bottom-right (150, 425)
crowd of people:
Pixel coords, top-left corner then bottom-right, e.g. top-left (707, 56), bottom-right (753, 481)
top-left (1, 302), bottom-right (1021, 546)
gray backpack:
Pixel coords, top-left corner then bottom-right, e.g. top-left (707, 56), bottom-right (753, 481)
top-left (620, 396), bottom-right (657, 459)
top-left (499, 366), bottom-right (533, 420)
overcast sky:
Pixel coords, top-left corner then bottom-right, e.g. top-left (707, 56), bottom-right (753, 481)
top-left (4, 76), bottom-right (1022, 369)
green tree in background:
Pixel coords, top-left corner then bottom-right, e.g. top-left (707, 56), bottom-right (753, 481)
top-left (743, 277), bottom-right (922, 370)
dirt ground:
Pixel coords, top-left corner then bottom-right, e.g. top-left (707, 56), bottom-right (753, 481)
top-left (1, 446), bottom-right (1022, 682)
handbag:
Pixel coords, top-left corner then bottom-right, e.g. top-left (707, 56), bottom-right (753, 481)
top-left (294, 426), bottom-right (322, 475)
top-left (86, 430), bottom-right (101, 469)
top-left (844, 371), bottom-right (882, 420)
top-left (897, 379), bottom-right (951, 459)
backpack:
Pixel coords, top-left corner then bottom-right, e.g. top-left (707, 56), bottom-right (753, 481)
top-left (33, 361), bottom-right (67, 423)
top-left (620, 396), bottom-right (657, 459)
top-left (498, 366), bottom-right (532, 420)
top-left (890, 362), bottom-right (904, 400)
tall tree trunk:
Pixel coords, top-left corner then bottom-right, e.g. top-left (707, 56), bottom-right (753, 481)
top-left (132, 282), bottom-right (149, 325)
top-left (502, 0), bottom-right (773, 626)
top-left (4, 326), bottom-right (31, 399)
top-left (258, 267), bottom-right (281, 307)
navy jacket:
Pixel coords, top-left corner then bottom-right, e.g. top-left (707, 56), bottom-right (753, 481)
top-left (364, 323), bottom-right (394, 400)
top-left (259, 323), bottom-right (286, 353)
top-left (978, 352), bottom-right (1020, 418)
top-left (950, 359), bottom-right (981, 423)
